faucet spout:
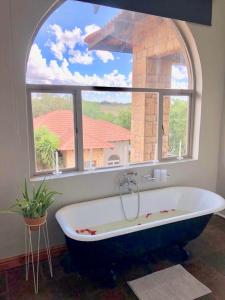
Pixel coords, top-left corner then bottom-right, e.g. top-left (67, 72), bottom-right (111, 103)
top-left (120, 171), bottom-right (138, 194)
top-left (119, 171), bottom-right (141, 221)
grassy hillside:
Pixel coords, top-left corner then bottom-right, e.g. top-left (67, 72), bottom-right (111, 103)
top-left (32, 94), bottom-right (131, 129)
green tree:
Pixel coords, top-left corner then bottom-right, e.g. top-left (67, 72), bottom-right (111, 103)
top-left (82, 101), bottom-right (102, 119)
top-left (32, 94), bottom-right (73, 117)
top-left (33, 95), bottom-right (132, 130)
top-left (34, 127), bottom-right (60, 170)
top-left (114, 110), bottom-right (131, 129)
top-left (83, 101), bottom-right (131, 129)
top-left (168, 99), bottom-right (188, 155)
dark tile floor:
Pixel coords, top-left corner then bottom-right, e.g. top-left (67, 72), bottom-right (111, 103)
top-left (1, 216), bottom-right (225, 299)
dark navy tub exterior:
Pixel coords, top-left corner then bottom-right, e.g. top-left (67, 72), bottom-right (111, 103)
top-left (65, 214), bottom-right (212, 270)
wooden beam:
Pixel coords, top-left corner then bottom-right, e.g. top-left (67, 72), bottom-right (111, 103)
top-left (0, 245), bottom-right (67, 271)
top-left (79, 0), bottom-right (212, 26)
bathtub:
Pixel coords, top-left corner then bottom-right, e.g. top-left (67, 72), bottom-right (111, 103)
top-left (56, 187), bottom-right (225, 272)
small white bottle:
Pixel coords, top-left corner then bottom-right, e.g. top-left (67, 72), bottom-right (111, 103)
top-left (161, 169), bottom-right (168, 183)
top-left (153, 169), bottom-right (161, 182)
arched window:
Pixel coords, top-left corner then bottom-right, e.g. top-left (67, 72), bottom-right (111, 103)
top-left (26, 0), bottom-right (194, 175)
top-left (107, 155), bottom-right (121, 166)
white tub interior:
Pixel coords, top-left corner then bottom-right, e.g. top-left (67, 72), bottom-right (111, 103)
top-left (56, 187), bottom-right (225, 241)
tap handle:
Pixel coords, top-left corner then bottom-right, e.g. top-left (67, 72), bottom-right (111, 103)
top-left (124, 171), bottom-right (137, 177)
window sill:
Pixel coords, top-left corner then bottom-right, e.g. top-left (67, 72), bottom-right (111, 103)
top-left (30, 158), bottom-right (197, 183)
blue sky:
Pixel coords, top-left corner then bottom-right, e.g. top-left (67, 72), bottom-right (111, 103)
top-left (35, 1), bottom-right (132, 78)
top-left (27, 0), bottom-right (132, 87)
top-left (26, 0), bottom-right (189, 102)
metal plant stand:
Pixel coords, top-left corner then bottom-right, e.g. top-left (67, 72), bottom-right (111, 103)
top-left (24, 221), bottom-right (53, 294)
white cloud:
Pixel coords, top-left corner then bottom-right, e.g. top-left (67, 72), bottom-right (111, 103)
top-left (128, 72), bottom-right (132, 84)
top-left (68, 49), bottom-right (93, 65)
top-left (84, 24), bottom-right (100, 36)
top-left (171, 65), bottom-right (188, 89)
top-left (47, 23), bottom-right (115, 65)
top-left (26, 44), bottom-right (54, 83)
top-left (172, 65), bottom-right (188, 81)
top-left (26, 44), bottom-right (131, 87)
top-left (49, 39), bottom-right (65, 61)
top-left (95, 50), bottom-right (114, 63)
top-left (49, 24), bottom-right (83, 60)
top-left (71, 69), bottom-right (129, 87)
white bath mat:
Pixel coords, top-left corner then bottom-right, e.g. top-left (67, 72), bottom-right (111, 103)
top-left (128, 265), bottom-right (211, 300)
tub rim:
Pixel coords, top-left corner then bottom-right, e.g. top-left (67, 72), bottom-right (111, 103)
top-left (55, 186), bottom-right (225, 242)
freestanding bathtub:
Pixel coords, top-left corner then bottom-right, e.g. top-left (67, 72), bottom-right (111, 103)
top-left (56, 187), bottom-right (225, 275)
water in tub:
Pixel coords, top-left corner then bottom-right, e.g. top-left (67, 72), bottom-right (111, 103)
top-left (75, 209), bottom-right (189, 236)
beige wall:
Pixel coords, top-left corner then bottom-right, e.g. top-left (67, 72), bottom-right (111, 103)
top-left (62, 142), bottom-right (130, 169)
top-left (216, 85), bottom-right (225, 199)
top-left (63, 149), bottom-right (107, 168)
top-left (63, 150), bottom-right (75, 168)
top-left (0, 0), bottom-right (225, 259)
top-left (103, 141), bottom-right (130, 166)
top-left (63, 149), bottom-right (106, 169)
top-left (83, 148), bottom-right (104, 168)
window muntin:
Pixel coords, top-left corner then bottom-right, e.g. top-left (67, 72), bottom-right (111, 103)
top-left (30, 92), bottom-right (76, 173)
top-left (26, 0), bottom-right (195, 176)
top-left (28, 87), bottom-right (193, 175)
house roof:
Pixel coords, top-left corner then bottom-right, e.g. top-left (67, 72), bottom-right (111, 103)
top-left (84, 11), bottom-right (136, 53)
top-left (84, 11), bottom-right (164, 53)
top-left (33, 110), bottom-right (130, 151)
top-left (84, 11), bottom-right (181, 59)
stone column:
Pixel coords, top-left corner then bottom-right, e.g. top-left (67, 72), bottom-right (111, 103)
top-left (130, 17), bottom-right (189, 163)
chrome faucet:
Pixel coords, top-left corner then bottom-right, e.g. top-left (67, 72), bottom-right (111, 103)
top-left (120, 171), bottom-right (138, 194)
top-left (119, 171), bottom-right (141, 221)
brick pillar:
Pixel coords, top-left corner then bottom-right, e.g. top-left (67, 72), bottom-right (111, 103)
top-left (143, 93), bottom-right (158, 161)
top-left (129, 17), bottom-right (188, 163)
top-left (130, 92), bottom-right (158, 163)
top-left (162, 96), bottom-right (170, 158)
top-left (130, 56), bottom-right (173, 163)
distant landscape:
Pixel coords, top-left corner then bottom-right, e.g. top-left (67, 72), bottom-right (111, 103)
top-left (32, 94), bottom-right (188, 155)
top-left (32, 94), bottom-right (131, 129)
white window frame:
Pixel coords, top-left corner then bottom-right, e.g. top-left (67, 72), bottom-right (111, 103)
top-left (107, 155), bottom-right (121, 166)
top-left (27, 84), bottom-right (194, 176)
top-left (107, 160), bottom-right (120, 166)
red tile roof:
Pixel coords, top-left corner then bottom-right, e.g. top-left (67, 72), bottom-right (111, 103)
top-left (33, 110), bottom-right (130, 151)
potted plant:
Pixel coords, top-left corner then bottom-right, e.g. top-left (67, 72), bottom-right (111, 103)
top-left (2, 179), bottom-right (60, 230)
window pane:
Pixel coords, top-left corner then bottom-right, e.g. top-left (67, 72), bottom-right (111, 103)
top-left (82, 91), bottom-right (158, 169)
top-left (26, 0), bottom-right (192, 90)
top-left (31, 93), bottom-right (75, 172)
top-left (162, 95), bottom-right (189, 159)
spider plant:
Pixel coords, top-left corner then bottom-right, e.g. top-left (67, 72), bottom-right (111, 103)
top-left (2, 179), bottom-right (61, 218)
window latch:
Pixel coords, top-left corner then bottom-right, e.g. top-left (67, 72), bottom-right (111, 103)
top-left (162, 124), bottom-right (165, 135)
